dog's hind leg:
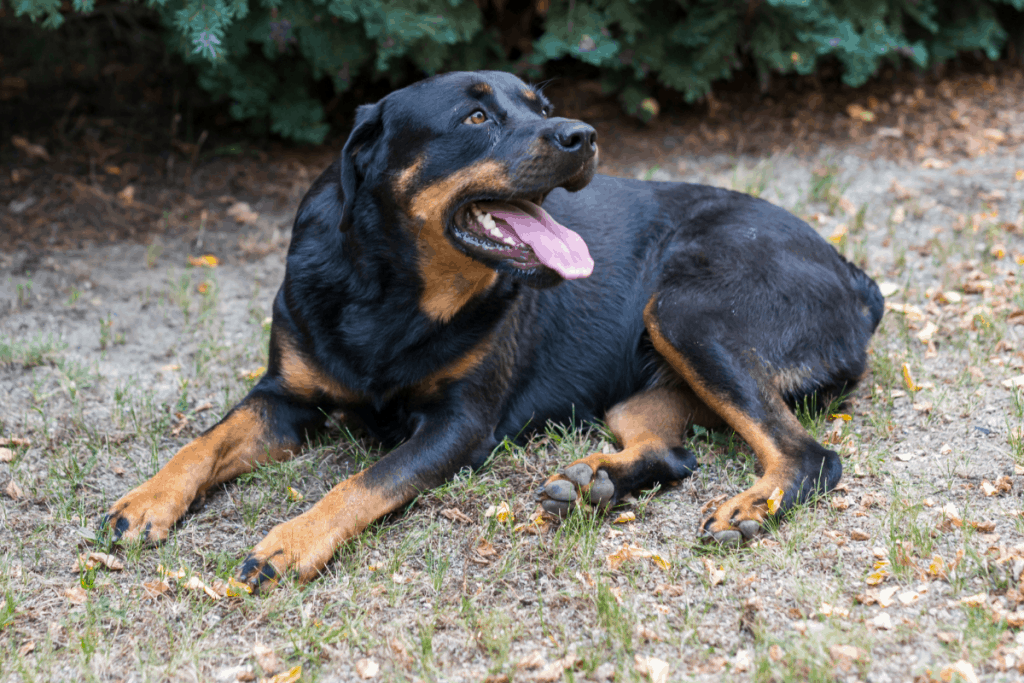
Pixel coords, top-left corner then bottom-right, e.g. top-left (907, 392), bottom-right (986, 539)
top-left (642, 297), bottom-right (842, 545)
top-left (537, 385), bottom-right (714, 517)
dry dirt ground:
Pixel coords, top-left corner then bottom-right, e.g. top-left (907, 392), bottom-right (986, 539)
top-left (2, 72), bottom-right (1024, 683)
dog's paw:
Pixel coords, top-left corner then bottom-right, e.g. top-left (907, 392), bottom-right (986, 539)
top-left (699, 488), bottom-right (777, 547)
top-left (537, 461), bottom-right (616, 518)
top-left (236, 514), bottom-right (339, 592)
top-left (100, 481), bottom-right (195, 543)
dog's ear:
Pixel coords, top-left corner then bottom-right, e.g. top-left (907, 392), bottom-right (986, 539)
top-left (339, 102), bottom-right (384, 231)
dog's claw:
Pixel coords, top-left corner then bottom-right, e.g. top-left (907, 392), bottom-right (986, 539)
top-left (237, 555), bottom-right (279, 593)
top-left (544, 479), bottom-right (577, 502)
top-left (738, 519), bottom-right (760, 539)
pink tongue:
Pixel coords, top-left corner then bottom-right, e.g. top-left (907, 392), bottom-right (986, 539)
top-left (483, 200), bottom-right (594, 279)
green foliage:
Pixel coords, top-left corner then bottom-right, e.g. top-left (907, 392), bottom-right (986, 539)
top-left (6, 0), bottom-right (1024, 142)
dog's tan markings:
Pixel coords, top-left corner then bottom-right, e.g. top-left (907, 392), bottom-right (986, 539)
top-left (394, 157), bottom-right (424, 196)
top-left (275, 329), bottom-right (358, 404)
top-left (772, 365), bottom-right (813, 396)
top-left (242, 469), bottom-right (403, 584)
top-left (414, 333), bottom-right (495, 396)
top-left (521, 88), bottom-right (538, 101)
top-left (408, 160), bottom-right (510, 322)
top-left (540, 387), bottom-right (704, 512)
top-left (469, 82), bottom-right (493, 96)
top-left (105, 403), bottom-right (297, 541)
top-left (643, 297), bottom-right (803, 531)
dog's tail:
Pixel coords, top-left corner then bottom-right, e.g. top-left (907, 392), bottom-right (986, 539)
top-left (849, 263), bottom-right (884, 332)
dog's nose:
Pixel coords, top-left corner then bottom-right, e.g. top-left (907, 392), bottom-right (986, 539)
top-left (550, 122), bottom-right (598, 155)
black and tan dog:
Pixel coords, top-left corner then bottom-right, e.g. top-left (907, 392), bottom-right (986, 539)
top-left (102, 70), bottom-right (883, 589)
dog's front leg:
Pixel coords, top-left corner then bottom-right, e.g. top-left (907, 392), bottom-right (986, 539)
top-left (237, 410), bottom-right (496, 590)
top-left (101, 386), bottom-right (326, 543)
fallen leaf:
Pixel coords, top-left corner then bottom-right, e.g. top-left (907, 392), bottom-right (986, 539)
top-left (226, 202), bottom-right (259, 224)
top-left (636, 624), bottom-right (662, 641)
top-left (184, 575), bottom-right (220, 600)
top-left (5, 480), bottom-right (23, 500)
top-left (878, 281), bottom-right (900, 297)
top-left (1002, 375), bottom-right (1024, 389)
top-left (912, 400), bottom-right (933, 413)
top-left (958, 593), bottom-right (987, 607)
top-left (64, 585), bottom-right (87, 605)
top-left (768, 644), bottom-right (784, 661)
top-left (141, 580), bottom-right (171, 597)
top-left (286, 486), bottom-right (303, 502)
top-left (440, 507), bottom-right (473, 524)
top-left (917, 321), bottom-right (938, 344)
top-left (613, 511), bottom-right (636, 524)
top-left (117, 185), bottom-right (135, 206)
top-left (939, 660), bottom-right (979, 683)
top-left (766, 487), bottom-right (784, 515)
top-left (850, 529), bottom-right (870, 541)
top-left (73, 552), bottom-right (124, 572)
top-left (484, 501), bottom-right (514, 523)
top-left (732, 649), bottom-right (752, 672)
top-left (921, 157), bottom-right (951, 170)
top-left (11, 135), bottom-right (49, 161)
top-left (225, 577), bottom-right (252, 597)
top-left (703, 558), bottom-right (725, 586)
top-left (187, 254), bottom-right (219, 268)
top-left (607, 543), bottom-right (670, 571)
top-left (0, 437), bottom-right (30, 448)
top-left (872, 612), bottom-right (892, 629)
top-left (516, 651), bottom-right (546, 670)
top-left (0, 448), bottom-right (14, 463)
top-left (634, 654), bottom-right (669, 683)
top-left (253, 644), bottom-right (278, 675)
top-left (878, 586), bottom-right (898, 608)
top-left (902, 363), bottom-right (922, 392)
top-left (354, 658), bottom-right (378, 679)
top-left (829, 644), bottom-right (862, 662)
top-left (17, 641), bottom-right (35, 656)
top-left (476, 540), bottom-right (497, 557)
top-left (266, 666), bottom-right (301, 683)
top-left (898, 591), bottom-right (919, 605)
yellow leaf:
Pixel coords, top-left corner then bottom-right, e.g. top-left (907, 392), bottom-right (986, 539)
top-left (287, 486), bottom-right (303, 502)
top-left (494, 501), bottom-right (514, 523)
top-left (829, 413), bottom-right (852, 421)
top-left (1016, 169), bottom-right (1024, 181)
top-left (187, 254), bottom-right (218, 267)
top-left (613, 512), bottom-right (636, 524)
top-left (266, 665), bottom-right (302, 683)
top-left (902, 363), bottom-right (922, 392)
top-left (766, 487), bottom-right (784, 515)
top-left (225, 577), bottom-right (252, 597)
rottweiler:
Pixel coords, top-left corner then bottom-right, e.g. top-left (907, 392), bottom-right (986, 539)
top-left (102, 70), bottom-right (883, 590)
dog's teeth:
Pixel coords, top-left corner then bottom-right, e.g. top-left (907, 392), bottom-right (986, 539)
top-left (488, 227), bottom-right (503, 239)
top-left (502, 236), bottom-right (515, 245)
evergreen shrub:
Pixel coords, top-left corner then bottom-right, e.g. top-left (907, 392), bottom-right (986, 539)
top-left (7, 0), bottom-right (1024, 143)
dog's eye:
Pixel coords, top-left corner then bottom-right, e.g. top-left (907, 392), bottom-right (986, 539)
top-left (541, 107), bottom-right (550, 117)
top-left (464, 110), bottom-right (487, 125)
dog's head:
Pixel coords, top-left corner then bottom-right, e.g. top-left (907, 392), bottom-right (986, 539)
top-left (338, 71), bottom-right (598, 295)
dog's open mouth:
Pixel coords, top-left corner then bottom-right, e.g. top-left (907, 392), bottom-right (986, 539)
top-left (452, 199), bottom-right (594, 279)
